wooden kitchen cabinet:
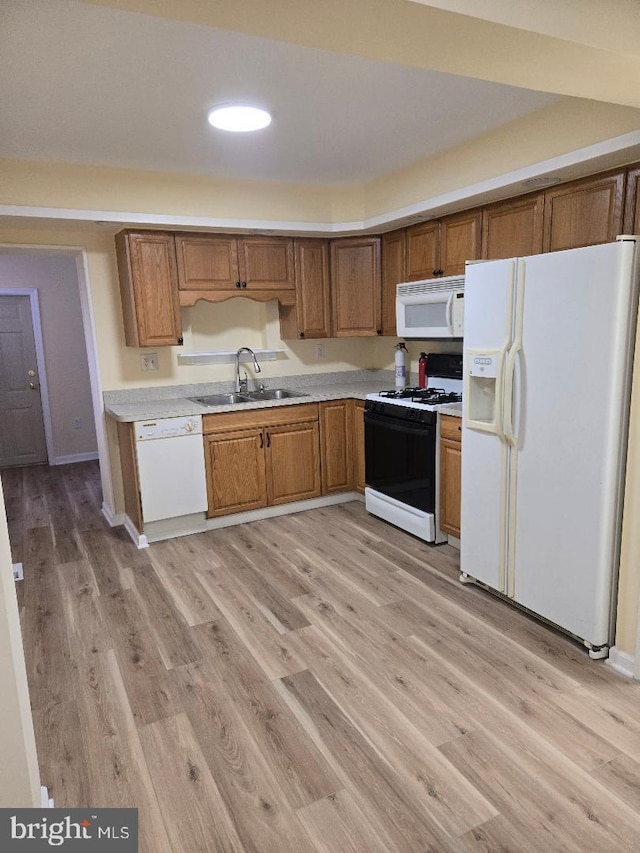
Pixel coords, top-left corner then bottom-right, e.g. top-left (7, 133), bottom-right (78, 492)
top-left (204, 428), bottom-right (267, 517)
top-left (352, 399), bottom-right (366, 494)
top-left (381, 229), bottom-right (405, 335)
top-left (279, 239), bottom-right (332, 339)
top-left (319, 400), bottom-right (353, 494)
top-left (405, 210), bottom-right (481, 280)
top-left (175, 233), bottom-right (296, 306)
top-left (405, 221), bottom-right (440, 280)
top-left (482, 193), bottom-right (544, 260)
top-left (542, 171), bottom-right (626, 253)
top-left (440, 209), bottom-right (482, 276)
top-left (623, 166), bottom-right (640, 234)
top-left (115, 230), bottom-right (183, 347)
top-left (331, 237), bottom-right (382, 336)
top-left (203, 403), bottom-right (320, 518)
top-left (439, 414), bottom-right (462, 538)
top-left (266, 420), bottom-right (321, 505)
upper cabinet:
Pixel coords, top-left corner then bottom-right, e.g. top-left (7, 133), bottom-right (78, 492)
top-left (115, 230), bottom-right (183, 347)
top-left (542, 171), bottom-right (625, 253)
top-left (482, 193), bottom-right (544, 260)
top-left (279, 239), bottom-right (332, 339)
top-left (623, 166), bottom-right (640, 234)
top-left (175, 233), bottom-right (295, 303)
top-left (381, 230), bottom-right (405, 336)
top-left (175, 234), bottom-right (240, 290)
top-left (405, 221), bottom-right (439, 280)
top-left (439, 210), bottom-right (482, 276)
top-left (331, 237), bottom-right (382, 337)
top-left (405, 210), bottom-right (481, 280)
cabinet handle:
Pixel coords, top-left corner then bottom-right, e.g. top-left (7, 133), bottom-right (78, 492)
top-left (235, 281), bottom-right (241, 288)
top-left (376, 328), bottom-right (382, 335)
top-left (458, 425), bottom-right (461, 431)
top-left (177, 336), bottom-right (184, 345)
top-left (266, 431), bottom-right (270, 447)
top-left (241, 281), bottom-right (247, 288)
top-left (299, 331), bottom-right (305, 338)
top-left (259, 431), bottom-right (264, 449)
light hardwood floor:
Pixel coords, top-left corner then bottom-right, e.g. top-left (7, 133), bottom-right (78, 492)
top-left (4, 461), bottom-right (640, 852)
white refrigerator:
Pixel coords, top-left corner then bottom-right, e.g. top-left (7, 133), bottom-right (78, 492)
top-left (461, 237), bottom-right (640, 658)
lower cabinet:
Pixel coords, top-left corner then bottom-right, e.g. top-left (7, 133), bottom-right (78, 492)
top-left (319, 400), bottom-right (353, 494)
top-left (439, 414), bottom-right (462, 538)
top-left (203, 404), bottom-right (321, 518)
top-left (352, 400), bottom-right (366, 494)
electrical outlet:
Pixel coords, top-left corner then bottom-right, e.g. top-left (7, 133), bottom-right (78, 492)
top-left (72, 417), bottom-right (82, 430)
top-left (140, 352), bottom-right (159, 371)
top-left (315, 344), bottom-right (325, 360)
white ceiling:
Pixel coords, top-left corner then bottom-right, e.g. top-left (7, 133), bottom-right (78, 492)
top-left (0, 0), bottom-right (559, 186)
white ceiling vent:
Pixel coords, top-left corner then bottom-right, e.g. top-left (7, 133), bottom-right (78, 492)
top-left (521, 175), bottom-right (562, 188)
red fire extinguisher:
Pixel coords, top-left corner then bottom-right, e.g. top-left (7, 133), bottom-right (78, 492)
top-left (418, 352), bottom-right (428, 389)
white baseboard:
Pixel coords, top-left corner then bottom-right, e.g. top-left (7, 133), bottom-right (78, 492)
top-left (101, 502), bottom-right (124, 527)
top-left (606, 646), bottom-right (635, 678)
top-left (40, 785), bottom-right (54, 808)
top-left (51, 451), bottom-right (99, 466)
top-left (124, 514), bottom-right (149, 549)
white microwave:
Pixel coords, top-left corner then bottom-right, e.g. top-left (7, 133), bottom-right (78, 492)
top-left (396, 275), bottom-right (464, 339)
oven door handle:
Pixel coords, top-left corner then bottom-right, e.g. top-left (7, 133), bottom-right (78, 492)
top-left (365, 413), bottom-right (434, 436)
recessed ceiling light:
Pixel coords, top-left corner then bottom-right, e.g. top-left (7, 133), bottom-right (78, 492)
top-left (207, 105), bottom-right (271, 132)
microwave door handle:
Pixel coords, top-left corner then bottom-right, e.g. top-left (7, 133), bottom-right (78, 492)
top-left (445, 293), bottom-right (454, 333)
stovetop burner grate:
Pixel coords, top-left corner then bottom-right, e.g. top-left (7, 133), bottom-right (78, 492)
top-left (377, 387), bottom-right (462, 405)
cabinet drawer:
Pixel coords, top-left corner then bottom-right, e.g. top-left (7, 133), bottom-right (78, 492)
top-left (440, 414), bottom-right (462, 441)
top-left (203, 402), bottom-right (319, 434)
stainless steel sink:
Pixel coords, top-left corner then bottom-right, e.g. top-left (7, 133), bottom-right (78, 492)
top-left (189, 388), bottom-right (307, 407)
top-left (242, 388), bottom-right (306, 401)
top-left (189, 392), bottom-right (251, 406)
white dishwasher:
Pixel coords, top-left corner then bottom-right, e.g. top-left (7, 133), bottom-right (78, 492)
top-left (134, 415), bottom-right (207, 522)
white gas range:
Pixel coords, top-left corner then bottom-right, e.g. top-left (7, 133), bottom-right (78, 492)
top-left (363, 353), bottom-right (462, 543)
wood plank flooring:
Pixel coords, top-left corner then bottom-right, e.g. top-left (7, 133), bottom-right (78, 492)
top-left (4, 461), bottom-right (640, 851)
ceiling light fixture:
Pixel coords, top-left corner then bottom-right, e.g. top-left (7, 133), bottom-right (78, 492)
top-left (207, 105), bottom-right (271, 132)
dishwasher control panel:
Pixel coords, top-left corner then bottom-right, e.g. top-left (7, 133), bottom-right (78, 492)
top-left (134, 415), bottom-right (203, 441)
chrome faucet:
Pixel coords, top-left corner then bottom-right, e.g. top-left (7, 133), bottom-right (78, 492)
top-left (235, 347), bottom-right (262, 393)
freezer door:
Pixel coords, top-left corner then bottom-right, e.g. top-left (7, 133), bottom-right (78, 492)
top-left (461, 259), bottom-right (516, 593)
top-left (510, 240), bottom-right (639, 647)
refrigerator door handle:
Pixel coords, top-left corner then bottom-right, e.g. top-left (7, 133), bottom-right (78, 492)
top-left (504, 263), bottom-right (525, 449)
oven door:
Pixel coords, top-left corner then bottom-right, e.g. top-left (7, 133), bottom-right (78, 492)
top-left (364, 409), bottom-right (436, 513)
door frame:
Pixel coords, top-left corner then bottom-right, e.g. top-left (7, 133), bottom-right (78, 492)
top-left (0, 288), bottom-right (54, 465)
top-left (0, 244), bottom-right (114, 514)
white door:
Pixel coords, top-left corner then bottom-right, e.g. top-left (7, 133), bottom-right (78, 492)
top-left (0, 295), bottom-right (48, 467)
top-left (461, 259), bottom-right (517, 593)
top-left (510, 242), bottom-right (639, 646)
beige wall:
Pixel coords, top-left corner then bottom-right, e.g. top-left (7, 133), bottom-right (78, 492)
top-left (0, 254), bottom-right (97, 461)
top-left (0, 480), bottom-right (41, 806)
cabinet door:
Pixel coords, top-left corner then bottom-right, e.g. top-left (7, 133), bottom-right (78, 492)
top-left (115, 231), bottom-right (183, 347)
top-left (352, 400), bottom-right (366, 494)
top-left (239, 236), bottom-right (295, 290)
top-left (381, 230), bottom-right (405, 335)
top-left (439, 436), bottom-right (461, 538)
top-left (405, 221), bottom-right (440, 280)
top-left (175, 234), bottom-right (240, 290)
top-left (331, 237), bottom-right (382, 337)
top-left (205, 429), bottom-right (267, 517)
top-left (543, 171), bottom-right (625, 253)
top-left (319, 400), bottom-right (353, 494)
top-left (623, 166), bottom-right (640, 234)
top-left (482, 194), bottom-right (544, 260)
top-left (265, 421), bottom-right (321, 505)
top-left (440, 210), bottom-right (482, 276)
top-left (279, 239), bottom-right (331, 339)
